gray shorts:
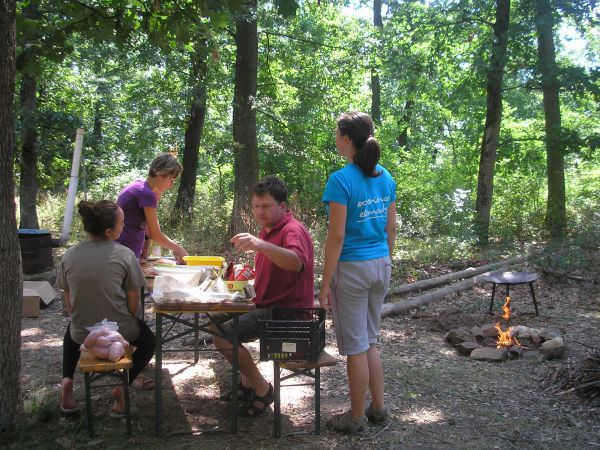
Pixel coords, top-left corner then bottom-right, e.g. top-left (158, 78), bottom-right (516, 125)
top-left (209, 307), bottom-right (273, 343)
top-left (330, 256), bottom-right (392, 356)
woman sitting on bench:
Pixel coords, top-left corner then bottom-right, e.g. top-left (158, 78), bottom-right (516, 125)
top-left (57, 200), bottom-right (156, 416)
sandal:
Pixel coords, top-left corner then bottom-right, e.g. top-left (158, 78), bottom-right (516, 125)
top-left (238, 383), bottom-right (274, 417)
top-left (220, 381), bottom-right (253, 402)
top-left (131, 375), bottom-right (154, 390)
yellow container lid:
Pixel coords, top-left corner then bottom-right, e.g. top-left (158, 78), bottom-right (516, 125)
top-left (183, 256), bottom-right (225, 267)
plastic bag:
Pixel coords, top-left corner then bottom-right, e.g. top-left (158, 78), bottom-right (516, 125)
top-left (81, 319), bottom-right (130, 362)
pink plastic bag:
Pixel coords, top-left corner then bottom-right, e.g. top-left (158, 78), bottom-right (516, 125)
top-left (80, 319), bottom-right (130, 362)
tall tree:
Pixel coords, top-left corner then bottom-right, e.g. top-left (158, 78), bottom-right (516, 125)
top-left (18, 0), bottom-right (41, 229)
top-left (371, 0), bottom-right (383, 124)
top-left (533, 0), bottom-right (566, 239)
top-left (173, 44), bottom-right (210, 220)
top-left (0, 0), bottom-right (23, 432)
top-left (230, 0), bottom-right (259, 235)
top-left (474, 0), bottom-right (511, 244)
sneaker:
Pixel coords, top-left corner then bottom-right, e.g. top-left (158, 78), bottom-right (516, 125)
top-left (327, 411), bottom-right (368, 434)
top-left (365, 404), bottom-right (391, 426)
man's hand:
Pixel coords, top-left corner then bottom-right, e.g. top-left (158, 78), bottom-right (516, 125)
top-left (318, 285), bottom-right (332, 311)
top-left (231, 233), bottom-right (265, 253)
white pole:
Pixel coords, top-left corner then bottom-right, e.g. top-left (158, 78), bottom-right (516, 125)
top-left (60, 128), bottom-right (84, 245)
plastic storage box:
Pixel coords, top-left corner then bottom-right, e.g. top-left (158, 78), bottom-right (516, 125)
top-left (183, 256), bottom-right (225, 267)
top-left (259, 307), bottom-right (325, 362)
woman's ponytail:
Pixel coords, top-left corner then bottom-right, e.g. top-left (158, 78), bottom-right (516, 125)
top-left (336, 112), bottom-right (382, 178)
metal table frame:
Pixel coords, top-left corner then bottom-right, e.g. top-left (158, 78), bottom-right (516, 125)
top-left (153, 302), bottom-right (255, 437)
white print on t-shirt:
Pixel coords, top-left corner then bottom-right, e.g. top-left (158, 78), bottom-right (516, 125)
top-left (356, 195), bottom-right (390, 222)
top-left (356, 195), bottom-right (390, 208)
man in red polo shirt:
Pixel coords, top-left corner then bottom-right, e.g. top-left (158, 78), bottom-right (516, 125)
top-left (212, 175), bottom-right (314, 417)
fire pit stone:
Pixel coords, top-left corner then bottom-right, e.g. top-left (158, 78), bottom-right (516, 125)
top-left (470, 347), bottom-right (508, 361)
top-left (444, 328), bottom-right (476, 345)
top-left (481, 323), bottom-right (500, 338)
top-left (539, 337), bottom-right (565, 360)
top-left (445, 325), bottom-right (565, 362)
top-left (456, 341), bottom-right (481, 356)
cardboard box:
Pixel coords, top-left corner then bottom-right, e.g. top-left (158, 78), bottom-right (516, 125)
top-left (22, 288), bottom-right (41, 318)
top-left (23, 281), bottom-right (57, 305)
top-left (21, 281), bottom-right (57, 318)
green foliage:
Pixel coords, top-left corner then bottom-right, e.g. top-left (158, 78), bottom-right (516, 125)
top-left (14, 0), bottom-right (600, 249)
top-left (23, 388), bottom-right (58, 425)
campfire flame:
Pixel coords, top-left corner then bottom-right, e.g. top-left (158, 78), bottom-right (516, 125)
top-left (495, 296), bottom-right (520, 348)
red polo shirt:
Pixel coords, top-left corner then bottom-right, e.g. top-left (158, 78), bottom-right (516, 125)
top-left (253, 211), bottom-right (314, 309)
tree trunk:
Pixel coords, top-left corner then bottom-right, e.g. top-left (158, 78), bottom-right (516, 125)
top-left (18, 74), bottom-right (40, 229)
top-left (534, 0), bottom-right (566, 239)
top-left (0, 0), bottom-right (23, 431)
top-left (474, 0), bottom-right (510, 244)
top-left (230, 1), bottom-right (259, 236)
top-left (370, 0), bottom-right (383, 124)
top-left (397, 98), bottom-right (414, 149)
top-left (173, 49), bottom-right (209, 221)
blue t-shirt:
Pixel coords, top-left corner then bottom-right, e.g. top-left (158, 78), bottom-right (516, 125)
top-left (322, 163), bottom-right (396, 261)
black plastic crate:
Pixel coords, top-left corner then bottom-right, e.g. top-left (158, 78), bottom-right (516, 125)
top-left (259, 307), bottom-right (325, 362)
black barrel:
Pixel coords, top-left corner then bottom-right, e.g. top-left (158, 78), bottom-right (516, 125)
top-left (18, 229), bottom-right (55, 273)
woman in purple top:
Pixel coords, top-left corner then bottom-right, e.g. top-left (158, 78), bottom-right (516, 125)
top-left (116, 153), bottom-right (188, 263)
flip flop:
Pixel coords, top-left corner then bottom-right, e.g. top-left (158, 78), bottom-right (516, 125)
top-left (132, 375), bottom-right (154, 390)
top-left (60, 405), bottom-right (78, 415)
top-left (109, 405), bottom-right (137, 419)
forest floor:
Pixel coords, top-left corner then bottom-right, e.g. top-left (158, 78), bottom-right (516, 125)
top-left (8, 248), bottom-right (600, 450)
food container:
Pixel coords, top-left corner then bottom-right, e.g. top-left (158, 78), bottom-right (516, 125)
top-left (183, 256), bottom-right (225, 268)
top-left (153, 264), bottom-right (209, 286)
top-left (225, 280), bottom-right (249, 292)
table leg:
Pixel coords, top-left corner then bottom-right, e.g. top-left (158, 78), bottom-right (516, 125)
top-left (488, 283), bottom-right (497, 315)
top-left (274, 361), bottom-right (281, 438)
top-left (231, 314), bottom-right (239, 434)
top-left (84, 373), bottom-right (93, 436)
top-left (123, 369), bottom-right (132, 436)
top-left (194, 313), bottom-right (199, 364)
top-left (315, 367), bottom-right (321, 435)
top-left (155, 313), bottom-right (163, 437)
top-left (529, 282), bottom-right (539, 316)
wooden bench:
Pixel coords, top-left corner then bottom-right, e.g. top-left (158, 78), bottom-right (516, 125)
top-left (78, 349), bottom-right (133, 436)
top-left (273, 351), bottom-right (338, 437)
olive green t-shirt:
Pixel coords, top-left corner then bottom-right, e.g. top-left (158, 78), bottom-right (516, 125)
top-left (56, 240), bottom-right (146, 343)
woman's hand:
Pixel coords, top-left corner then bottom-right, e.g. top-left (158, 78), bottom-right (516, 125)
top-left (318, 285), bottom-right (332, 311)
top-left (173, 245), bottom-right (188, 264)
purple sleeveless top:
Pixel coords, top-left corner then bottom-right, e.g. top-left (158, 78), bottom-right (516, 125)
top-left (116, 179), bottom-right (157, 257)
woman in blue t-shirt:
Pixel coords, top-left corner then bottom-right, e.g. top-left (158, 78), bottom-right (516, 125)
top-left (319, 112), bottom-right (397, 434)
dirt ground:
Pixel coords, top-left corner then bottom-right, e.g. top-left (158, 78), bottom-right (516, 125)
top-left (13, 256), bottom-right (600, 450)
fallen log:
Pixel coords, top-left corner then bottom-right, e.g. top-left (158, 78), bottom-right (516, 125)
top-left (386, 256), bottom-right (523, 298)
top-left (381, 268), bottom-right (508, 318)
top-left (540, 267), bottom-right (600, 284)
top-left (313, 256), bottom-right (524, 300)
